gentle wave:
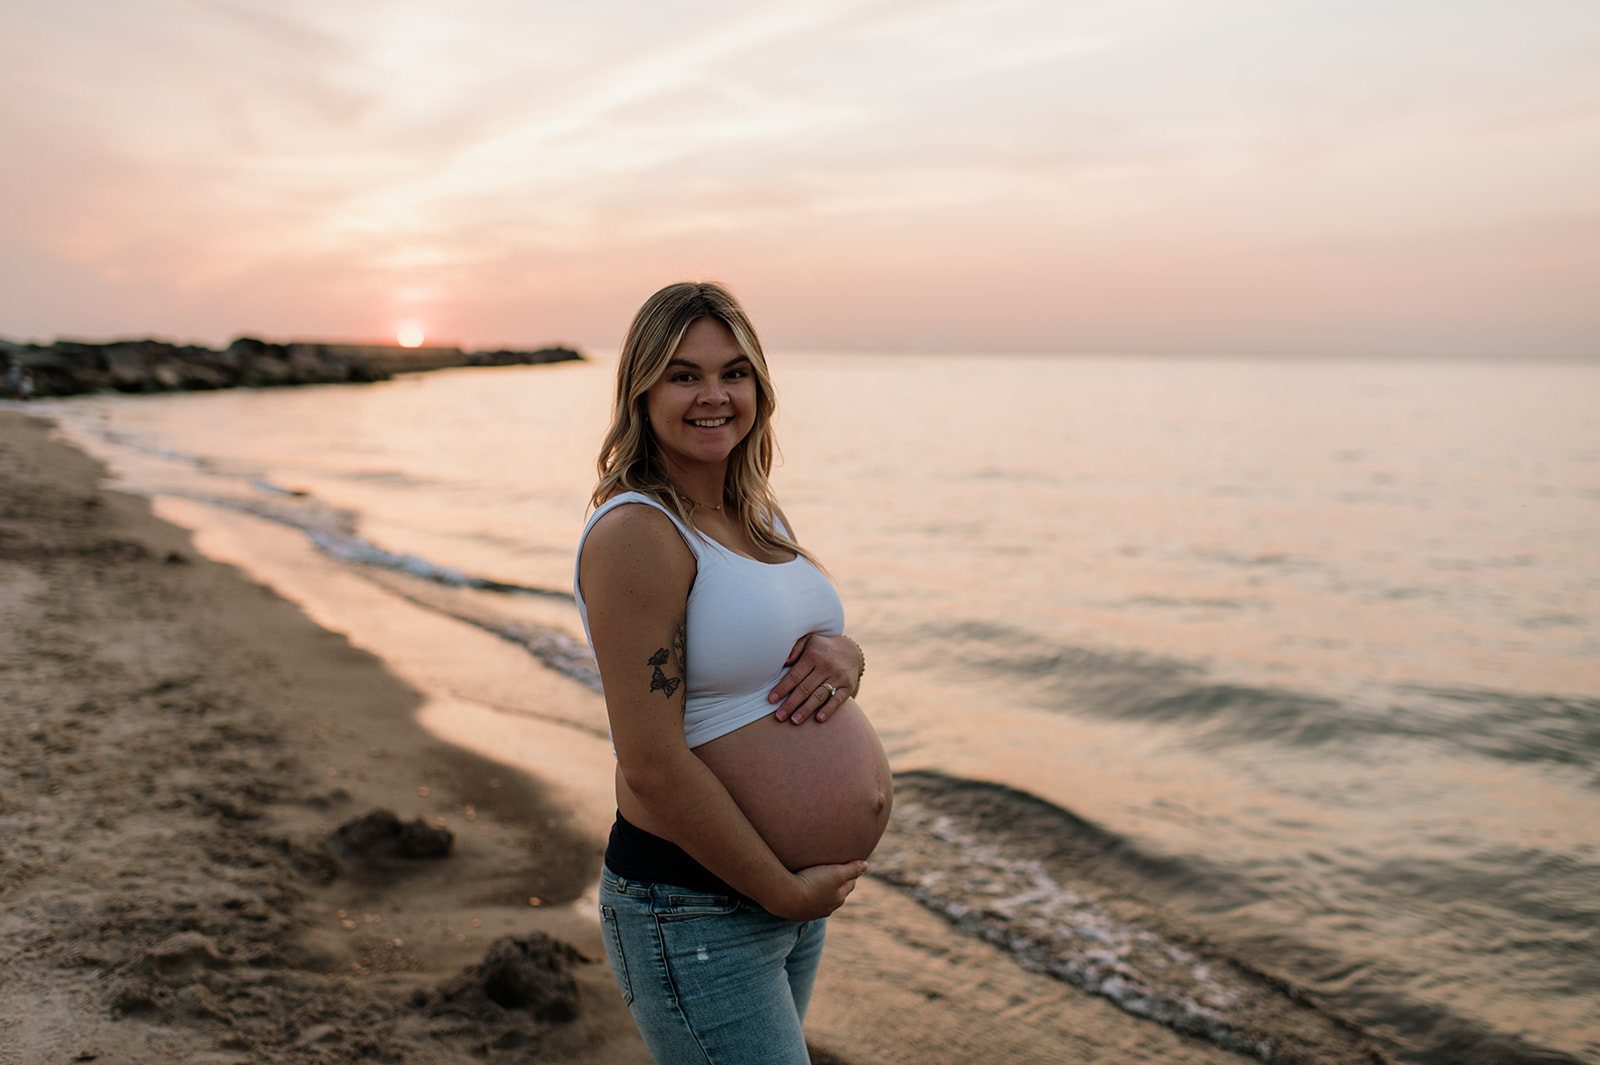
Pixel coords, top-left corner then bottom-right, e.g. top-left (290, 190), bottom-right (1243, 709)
top-left (97, 433), bottom-right (604, 688)
top-left (1389, 686), bottom-right (1600, 784)
top-left (918, 619), bottom-right (1600, 780)
top-left (179, 489), bottom-right (602, 691)
top-left (877, 771), bottom-right (1594, 1065)
top-left (73, 421), bottom-right (575, 602)
top-left (349, 567), bottom-right (602, 695)
top-left (217, 491), bottom-right (572, 598)
top-left (874, 771), bottom-right (1378, 1063)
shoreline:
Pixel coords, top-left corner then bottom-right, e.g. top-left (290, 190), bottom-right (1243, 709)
top-left (3, 407), bottom-right (1392, 1065)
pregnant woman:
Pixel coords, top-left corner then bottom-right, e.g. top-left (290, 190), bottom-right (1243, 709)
top-left (575, 281), bottom-right (892, 1064)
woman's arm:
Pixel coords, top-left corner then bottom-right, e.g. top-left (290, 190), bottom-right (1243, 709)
top-left (580, 504), bottom-right (865, 921)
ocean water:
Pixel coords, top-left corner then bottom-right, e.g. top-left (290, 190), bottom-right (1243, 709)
top-left (36, 351), bottom-right (1600, 1064)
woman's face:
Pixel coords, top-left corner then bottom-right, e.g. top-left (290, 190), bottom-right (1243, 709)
top-left (645, 316), bottom-right (759, 477)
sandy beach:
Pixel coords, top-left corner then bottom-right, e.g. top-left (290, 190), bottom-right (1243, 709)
top-left (0, 409), bottom-right (656, 1064)
top-left (2, 407), bottom-right (1390, 1065)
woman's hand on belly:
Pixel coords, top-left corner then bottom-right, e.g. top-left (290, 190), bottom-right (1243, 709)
top-left (784, 861), bottom-right (870, 922)
top-left (768, 632), bottom-right (866, 724)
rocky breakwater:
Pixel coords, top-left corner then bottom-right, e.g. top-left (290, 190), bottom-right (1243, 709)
top-left (1, 336), bottom-right (583, 398)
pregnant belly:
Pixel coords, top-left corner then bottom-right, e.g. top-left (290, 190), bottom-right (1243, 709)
top-left (694, 699), bottom-right (892, 870)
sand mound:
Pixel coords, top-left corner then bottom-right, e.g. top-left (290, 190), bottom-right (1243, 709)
top-left (331, 808), bottom-right (456, 863)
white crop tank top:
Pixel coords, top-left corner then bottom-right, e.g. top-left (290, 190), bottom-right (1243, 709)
top-left (574, 491), bottom-right (845, 749)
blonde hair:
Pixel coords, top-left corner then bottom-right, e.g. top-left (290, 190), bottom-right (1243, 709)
top-left (591, 281), bottom-right (814, 563)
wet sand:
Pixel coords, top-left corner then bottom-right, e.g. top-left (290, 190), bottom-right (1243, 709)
top-left (1, 408), bottom-right (1378, 1064)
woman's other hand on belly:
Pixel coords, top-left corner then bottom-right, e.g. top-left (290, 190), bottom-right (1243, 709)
top-left (770, 859), bottom-right (870, 922)
top-left (768, 632), bottom-right (866, 724)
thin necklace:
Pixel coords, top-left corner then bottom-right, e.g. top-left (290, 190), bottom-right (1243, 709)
top-left (673, 481), bottom-right (724, 512)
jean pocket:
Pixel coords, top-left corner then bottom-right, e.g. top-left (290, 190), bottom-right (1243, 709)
top-left (598, 904), bottom-right (634, 1006)
top-left (657, 891), bottom-right (742, 919)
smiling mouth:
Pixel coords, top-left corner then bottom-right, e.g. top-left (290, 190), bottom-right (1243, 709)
top-left (690, 417), bottom-right (730, 428)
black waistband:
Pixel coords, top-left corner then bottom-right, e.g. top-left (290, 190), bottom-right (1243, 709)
top-left (604, 812), bottom-right (748, 900)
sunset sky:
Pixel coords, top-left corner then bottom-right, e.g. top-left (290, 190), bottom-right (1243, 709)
top-left (2, 0), bottom-right (1597, 357)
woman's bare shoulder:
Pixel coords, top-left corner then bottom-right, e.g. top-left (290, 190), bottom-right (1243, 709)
top-left (588, 499), bottom-right (684, 547)
top-left (581, 501), bottom-right (695, 584)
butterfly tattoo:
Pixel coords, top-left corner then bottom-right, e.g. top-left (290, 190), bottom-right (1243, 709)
top-left (650, 667), bottom-right (681, 698)
top-left (648, 647), bottom-right (682, 698)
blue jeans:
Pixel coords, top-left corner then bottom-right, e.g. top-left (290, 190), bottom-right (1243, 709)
top-left (598, 867), bottom-right (826, 1065)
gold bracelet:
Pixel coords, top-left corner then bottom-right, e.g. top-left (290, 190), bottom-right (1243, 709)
top-left (842, 634), bottom-right (865, 686)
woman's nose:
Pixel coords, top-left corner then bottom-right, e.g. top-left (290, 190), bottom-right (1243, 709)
top-left (700, 377), bottom-right (726, 403)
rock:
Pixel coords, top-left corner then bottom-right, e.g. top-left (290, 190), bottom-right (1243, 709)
top-left (1, 335), bottom-right (584, 397)
top-left (466, 346), bottom-right (582, 367)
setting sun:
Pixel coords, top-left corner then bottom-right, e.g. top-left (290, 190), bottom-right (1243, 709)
top-left (396, 324), bottom-right (425, 348)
